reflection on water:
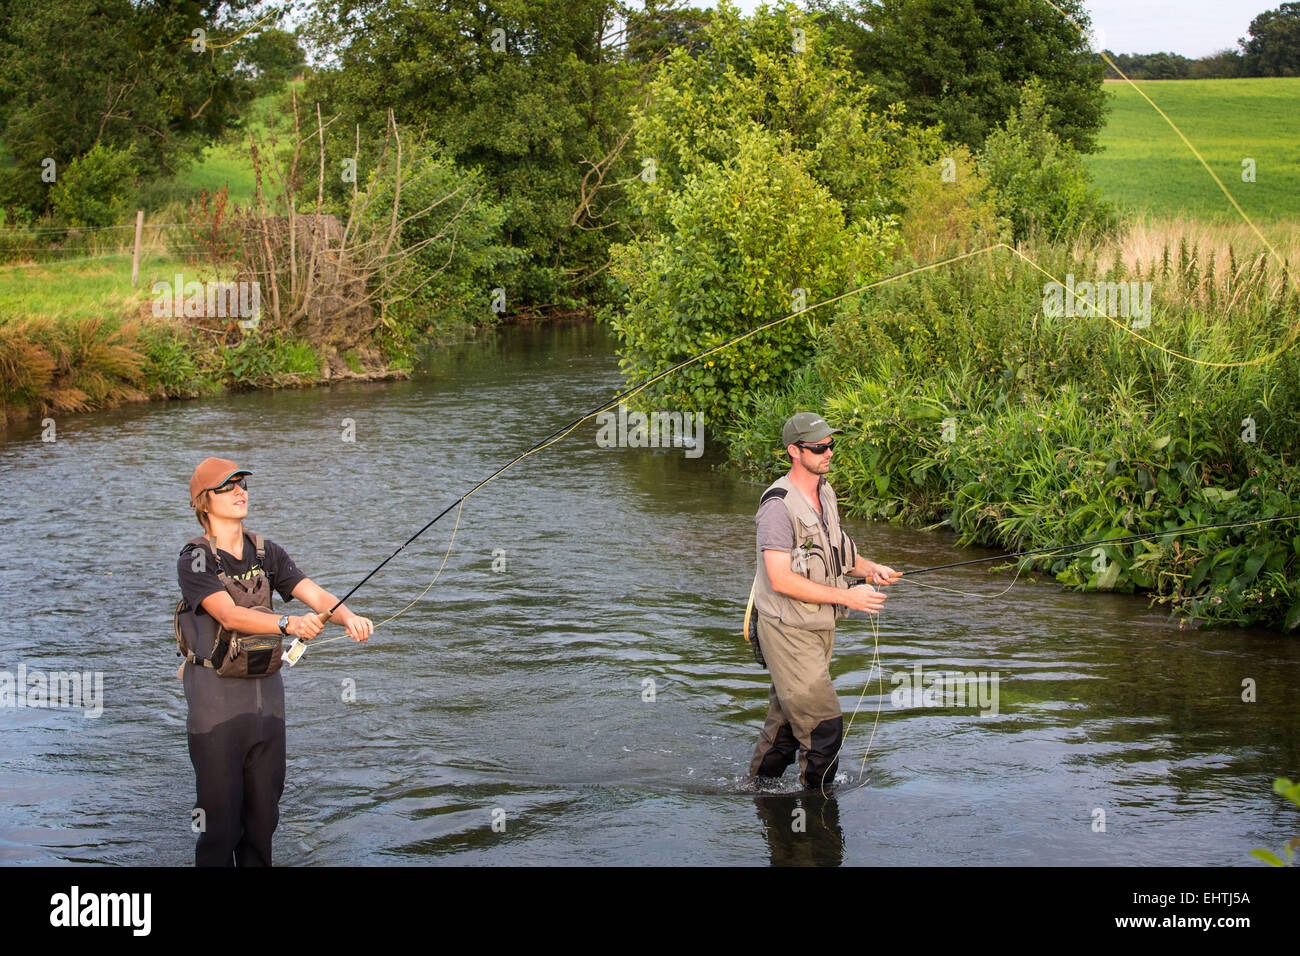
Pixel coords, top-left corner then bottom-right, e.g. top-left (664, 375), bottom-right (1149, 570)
top-left (0, 321), bottom-right (1297, 866)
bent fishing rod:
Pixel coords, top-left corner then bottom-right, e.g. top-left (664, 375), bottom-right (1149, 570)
top-left (311, 246), bottom-right (1005, 625)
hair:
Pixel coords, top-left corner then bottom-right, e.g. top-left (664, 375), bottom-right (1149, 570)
top-left (193, 490), bottom-right (212, 534)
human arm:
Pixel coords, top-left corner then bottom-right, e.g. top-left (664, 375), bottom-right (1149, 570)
top-left (198, 591), bottom-right (326, 639)
top-left (290, 578), bottom-right (374, 642)
top-left (763, 549), bottom-right (887, 614)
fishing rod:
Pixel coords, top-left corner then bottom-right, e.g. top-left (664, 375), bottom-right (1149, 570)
top-left (898, 511), bottom-right (1300, 577)
top-left (313, 245), bottom-right (1006, 625)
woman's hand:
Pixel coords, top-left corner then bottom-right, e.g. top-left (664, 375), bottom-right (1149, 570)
top-left (288, 614), bottom-right (325, 641)
top-left (342, 614), bottom-right (374, 643)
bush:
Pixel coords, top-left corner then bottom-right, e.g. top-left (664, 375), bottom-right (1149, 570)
top-left (49, 143), bottom-right (140, 228)
top-left (979, 80), bottom-right (1118, 242)
top-left (606, 123), bottom-right (895, 426)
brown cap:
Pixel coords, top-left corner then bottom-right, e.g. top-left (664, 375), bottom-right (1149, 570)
top-left (189, 458), bottom-right (252, 507)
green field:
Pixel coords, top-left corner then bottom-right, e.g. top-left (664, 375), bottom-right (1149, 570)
top-left (1083, 77), bottom-right (1300, 223)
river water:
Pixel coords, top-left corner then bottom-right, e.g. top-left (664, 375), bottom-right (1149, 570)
top-left (1, 321), bottom-right (1296, 866)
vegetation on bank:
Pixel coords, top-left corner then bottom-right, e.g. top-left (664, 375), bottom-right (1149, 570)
top-left (601, 5), bottom-right (1300, 632)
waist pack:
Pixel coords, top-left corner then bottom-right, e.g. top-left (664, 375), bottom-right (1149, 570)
top-left (174, 532), bottom-right (284, 679)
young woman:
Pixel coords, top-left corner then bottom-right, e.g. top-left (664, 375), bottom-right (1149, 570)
top-left (176, 456), bottom-right (374, 866)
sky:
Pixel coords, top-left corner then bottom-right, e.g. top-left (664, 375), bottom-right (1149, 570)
top-left (701, 1), bottom-right (1271, 58)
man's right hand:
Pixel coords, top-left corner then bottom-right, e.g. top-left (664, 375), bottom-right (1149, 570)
top-left (843, 583), bottom-right (887, 615)
top-left (288, 614), bottom-right (325, 640)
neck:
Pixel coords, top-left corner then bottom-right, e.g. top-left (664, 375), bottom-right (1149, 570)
top-left (208, 517), bottom-right (244, 552)
top-left (786, 466), bottom-right (821, 503)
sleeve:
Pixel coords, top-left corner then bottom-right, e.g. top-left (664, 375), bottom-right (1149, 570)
top-left (264, 539), bottom-right (307, 603)
top-left (178, 544), bottom-right (225, 616)
top-left (755, 499), bottom-right (796, 553)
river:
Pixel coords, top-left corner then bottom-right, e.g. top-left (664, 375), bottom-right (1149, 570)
top-left (1, 321), bottom-right (1296, 865)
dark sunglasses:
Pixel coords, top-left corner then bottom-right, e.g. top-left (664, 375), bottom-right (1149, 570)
top-left (796, 439), bottom-right (835, 455)
top-left (210, 477), bottom-right (248, 494)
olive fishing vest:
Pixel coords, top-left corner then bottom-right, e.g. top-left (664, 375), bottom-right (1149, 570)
top-left (174, 531), bottom-right (278, 678)
top-left (753, 475), bottom-right (858, 630)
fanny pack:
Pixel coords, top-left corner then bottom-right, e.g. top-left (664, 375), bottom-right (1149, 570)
top-left (174, 532), bottom-right (284, 679)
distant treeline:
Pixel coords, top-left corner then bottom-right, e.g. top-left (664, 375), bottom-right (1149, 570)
top-left (1098, 1), bottom-right (1300, 79)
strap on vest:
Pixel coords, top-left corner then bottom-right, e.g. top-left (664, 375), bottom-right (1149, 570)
top-left (759, 487), bottom-right (788, 506)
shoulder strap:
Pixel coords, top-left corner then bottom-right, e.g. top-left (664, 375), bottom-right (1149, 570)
top-left (759, 486), bottom-right (788, 506)
top-left (253, 533), bottom-right (265, 562)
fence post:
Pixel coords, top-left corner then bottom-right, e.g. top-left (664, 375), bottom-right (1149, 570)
top-left (131, 209), bottom-right (144, 286)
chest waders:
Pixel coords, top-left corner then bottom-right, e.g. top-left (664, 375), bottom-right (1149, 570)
top-left (745, 477), bottom-right (859, 791)
top-left (175, 531), bottom-right (288, 867)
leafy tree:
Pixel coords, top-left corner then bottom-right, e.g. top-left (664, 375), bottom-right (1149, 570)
top-left (236, 27), bottom-right (307, 88)
top-left (809, 0), bottom-right (1106, 154)
top-left (977, 79), bottom-right (1115, 241)
top-left (302, 0), bottom-right (649, 313)
top-left (606, 1), bottom-right (908, 423)
top-left (1241, 2), bottom-right (1300, 77)
top-left (0, 0), bottom-right (263, 221)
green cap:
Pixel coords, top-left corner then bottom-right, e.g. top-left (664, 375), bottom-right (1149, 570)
top-left (782, 412), bottom-right (842, 447)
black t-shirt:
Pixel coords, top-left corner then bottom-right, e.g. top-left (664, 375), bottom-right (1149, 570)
top-left (177, 531), bottom-right (307, 616)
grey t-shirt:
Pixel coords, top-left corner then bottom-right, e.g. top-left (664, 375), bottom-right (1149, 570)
top-left (756, 483), bottom-right (858, 570)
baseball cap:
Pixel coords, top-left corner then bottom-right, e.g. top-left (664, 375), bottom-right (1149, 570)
top-left (782, 412), bottom-right (843, 447)
top-left (189, 458), bottom-right (252, 507)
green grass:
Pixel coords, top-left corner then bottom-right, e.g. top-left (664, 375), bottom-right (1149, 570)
top-left (172, 84), bottom-right (298, 206)
top-left (1084, 78), bottom-right (1300, 223)
top-left (0, 253), bottom-right (193, 324)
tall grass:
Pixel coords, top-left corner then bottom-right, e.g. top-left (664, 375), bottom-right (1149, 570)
top-left (726, 241), bottom-right (1300, 629)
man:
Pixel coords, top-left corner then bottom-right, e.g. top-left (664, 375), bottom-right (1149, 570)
top-left (177, 457), bottom-right (374, 866)
top-left (748, 412), bottom-right (900, 792)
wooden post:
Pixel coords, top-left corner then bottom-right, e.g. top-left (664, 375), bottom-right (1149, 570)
top-left (130, 210), bottom-right (144, 286)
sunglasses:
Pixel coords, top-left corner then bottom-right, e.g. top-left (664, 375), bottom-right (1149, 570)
top-left (210, 477), bottom-right (248, 494)
top-left (796, 439), bottom-right (835, 455)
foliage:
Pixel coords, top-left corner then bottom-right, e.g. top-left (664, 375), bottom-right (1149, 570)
top-left (725, 238), bottom-right (1300, 629)
top-left (1242, 3), bottom-right (1300, 78)
top-left (49, 143), bottom-right (141, 228)
top-left (978, 79), bottom-right (1118, 242)
top-left (1251, 777), bottom-right (1300, 866)
top-left (302, 0), bottom-right (644, 312)
top-left (608, 123), bottom-right (895, 424)
top-left (809, 0), bottom-right (1107, 153)
top-left (0, 0), bottom-right (261, 220)
top-left (358, 140), bottom-right (520, 354)
top-left (894, 145), bottom-right (1007, 261)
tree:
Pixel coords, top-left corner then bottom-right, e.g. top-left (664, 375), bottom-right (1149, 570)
top-left (1241, 2), bottom-right (1300, 77)
top-left (607, 1), bottom-right (909, 423)
top-left (0, 0), bottom-right (263, 221)
top-left (236, 27), bottom-right (307, 87)
top-left (809, 0), bottom-right (1107, 154)
top-left (302, 0), bottom-right (651, 314)
top-left (977, 79), bottom-right (1115, 241)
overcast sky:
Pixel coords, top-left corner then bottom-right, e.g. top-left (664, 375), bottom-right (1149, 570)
top-left (701, 1), bottom-right (1270, 58)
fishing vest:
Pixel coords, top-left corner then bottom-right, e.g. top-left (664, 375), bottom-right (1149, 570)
top-left (173, 531), bottom-right (281, 679)
top-left (753, 475), bottom-right (857, 631)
